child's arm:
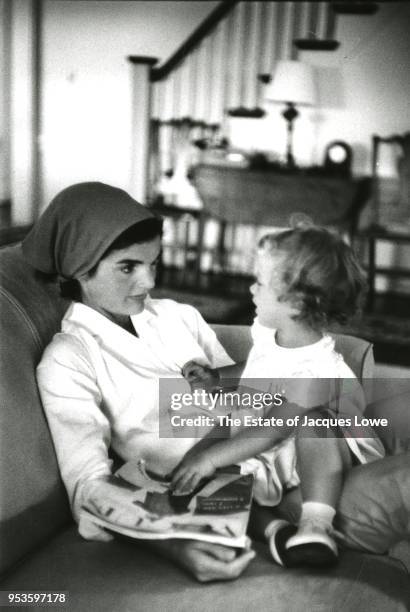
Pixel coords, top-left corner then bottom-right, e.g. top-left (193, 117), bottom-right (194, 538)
top-left (182, 360), bottom-right (246, 391)
top-left (171, 432), bottom-right (278, 495)
top-left (171, 395), bottom-right (315, 495)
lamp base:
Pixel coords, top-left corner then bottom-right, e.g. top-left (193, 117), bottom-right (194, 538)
top-left (282, 103), bottom-right (299, 168)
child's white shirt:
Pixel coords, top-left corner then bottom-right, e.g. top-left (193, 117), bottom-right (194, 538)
top-left (238, 319), bottom-right (385, 506)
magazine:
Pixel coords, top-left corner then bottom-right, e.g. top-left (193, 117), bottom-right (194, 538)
top-left (81, 459), bottom-right (254, 548)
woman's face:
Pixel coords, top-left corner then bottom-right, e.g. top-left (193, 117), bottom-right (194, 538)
top-left (78, 236), bottom-right (161, 322)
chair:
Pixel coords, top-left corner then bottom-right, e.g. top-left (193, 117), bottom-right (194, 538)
top-left (371, 132), bottom-right (410, 228)
top-left (359, 133), bottom-right (410, 309)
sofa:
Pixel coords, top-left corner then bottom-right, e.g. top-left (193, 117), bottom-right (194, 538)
top-left (1, 243), bottom-right (409, 611)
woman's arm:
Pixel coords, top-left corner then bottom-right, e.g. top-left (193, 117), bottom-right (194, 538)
top-left (37, 335), bottom-right (113, 522)
top-left (146, 539), bottom-right (255, 582)
top-left (39, 335), bottom-right (254, 581)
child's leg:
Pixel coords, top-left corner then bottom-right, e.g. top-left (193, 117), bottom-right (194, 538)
top-left (282, 411), bottom-right (353, 565)
top-left (248, 487), bottom-right (303, 541)
top-left (295, 422), bottom-right (352, 508)
top-left (266, 411), bottom-right (353, 567)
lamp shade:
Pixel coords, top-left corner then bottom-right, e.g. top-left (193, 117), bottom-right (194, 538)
top-left (265, 60), bottom-right (316, 106)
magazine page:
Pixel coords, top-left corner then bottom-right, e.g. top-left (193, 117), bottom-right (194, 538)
top-left (81, 460), bottom-right (253, 548)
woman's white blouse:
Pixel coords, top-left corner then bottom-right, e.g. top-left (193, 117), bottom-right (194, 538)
top-left (37, 298), bottom-right (233, 520)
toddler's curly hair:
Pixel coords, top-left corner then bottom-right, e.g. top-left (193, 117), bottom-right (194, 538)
top-left (258, 226), bottom-right (367, 330)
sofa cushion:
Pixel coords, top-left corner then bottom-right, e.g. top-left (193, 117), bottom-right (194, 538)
top-left (337, 453), bottom-right (410, 561)
top-left (365, 380), bottom-right (410, 455)
top-left (1, 526), bottom-right (409, 612)
top-left (0, 245), bottom-right (71, 575)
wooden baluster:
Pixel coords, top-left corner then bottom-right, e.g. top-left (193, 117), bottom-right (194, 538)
top-left (162, 73), bottom-right (174, 123)
top-left (184, 51), bottom-right (196, 122)
top-left (172, 66), bottom-right (182, 121)
top-left (274, 1), bottom-right (286, 62)
top-left (179, 58), bottom-right (191, 121)
top-left (325, 1), bottom-right (337, 40)
top-left (243, 1), bottom-right (263, 111)
top-left (210, 21), bottom-right (227, 127)
top-left (203, 33), bottom-right (215, 125)
top-left (298, 1), bottom-right (311, 40)
top-left (290, 1), bottom-right (303, 59)
top-left (227, 2), bottom-right (245, 111)
top-left (194, 41), bottom-right (207, 123)
top-left (316, 2), bottom-right (329, 40)
top-left (307, 1), bottom-right (320, 41)
top-left (280, 2), bottom-right (296, 61)
top-left (259, 1), bottom-right (277, 79)
top-left (295, 1), bottom-right (339, 51)
top-left (218, 15), bottom-right (231, 137)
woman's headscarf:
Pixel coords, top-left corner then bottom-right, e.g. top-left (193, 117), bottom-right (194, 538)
top-left (22, 182), bottom-right (157, 278)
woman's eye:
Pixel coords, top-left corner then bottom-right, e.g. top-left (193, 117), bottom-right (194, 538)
top-left (120, 265), bottom-right (133, 274)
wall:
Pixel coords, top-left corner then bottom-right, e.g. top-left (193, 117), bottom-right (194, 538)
top-left (40, 0), bottom-right (218, 209)
top-left (0, 0), bottom-right (11, 201)
top-left (228, 2), bottom-right (410, 177)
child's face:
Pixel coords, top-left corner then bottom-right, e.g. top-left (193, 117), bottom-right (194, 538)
top-left (250, 250), bottom-right (297, 329)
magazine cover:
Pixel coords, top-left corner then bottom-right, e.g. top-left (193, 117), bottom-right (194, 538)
top-left (81, 460), bottom-right (253, 548)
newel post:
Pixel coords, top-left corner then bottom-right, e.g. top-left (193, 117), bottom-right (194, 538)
top-left (127, 56), bottom-right (158, 205)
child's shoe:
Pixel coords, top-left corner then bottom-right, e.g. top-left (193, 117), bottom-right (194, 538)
top-left (285, 517), bottom-right (338, 567)
top-left (265, 519), bottom-right (297, 567)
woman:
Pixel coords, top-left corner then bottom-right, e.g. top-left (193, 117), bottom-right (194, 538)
top-left (22, 182), bottom-right (255, 582)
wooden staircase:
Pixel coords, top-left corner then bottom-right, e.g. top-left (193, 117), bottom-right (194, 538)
top-left (125, 0), bottom-right (381, 268)
top-left (128, 1), bottom-right (380, 199)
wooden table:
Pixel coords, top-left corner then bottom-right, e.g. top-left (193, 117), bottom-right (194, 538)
top-left (152, 165), bottom-right (371, 280)
top-left (192, 164), bottom-right (371, 237)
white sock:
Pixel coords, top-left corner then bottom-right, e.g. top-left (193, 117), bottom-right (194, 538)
top-left (300, 501), bottom-right (336, 527)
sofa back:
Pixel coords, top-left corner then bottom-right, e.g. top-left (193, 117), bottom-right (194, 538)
top-left (0, 245), bottom-right (71, 576)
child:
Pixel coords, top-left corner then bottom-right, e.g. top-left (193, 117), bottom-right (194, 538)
top-left (172, 226), bottom-right (385, 568)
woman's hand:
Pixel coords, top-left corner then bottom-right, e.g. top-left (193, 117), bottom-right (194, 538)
top-left (171, 450), bottom-right (218, 495)
top-left (165, 539), bottom-right (256, 582)
top-left (182, 360), bottom-right (220, 391)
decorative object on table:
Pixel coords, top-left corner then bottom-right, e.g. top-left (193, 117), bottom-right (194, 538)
top-left (265, 60), bottom-right (316, 168)
top-left (324, 141), bottom-right (353, 177)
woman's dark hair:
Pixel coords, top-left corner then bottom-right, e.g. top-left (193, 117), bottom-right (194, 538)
top-left (258, 226), bottom-right (367, 330)
top-left (60, 217), bottom-right (163, 300)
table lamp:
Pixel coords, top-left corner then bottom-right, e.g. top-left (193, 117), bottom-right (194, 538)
top-left (265, 60), bottom-right (316, 168)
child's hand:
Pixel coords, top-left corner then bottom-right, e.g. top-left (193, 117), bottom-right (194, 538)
top-left (182, 360), bottom-right (220, 391)
top-left (171, 451), bottom-right (217, 495)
